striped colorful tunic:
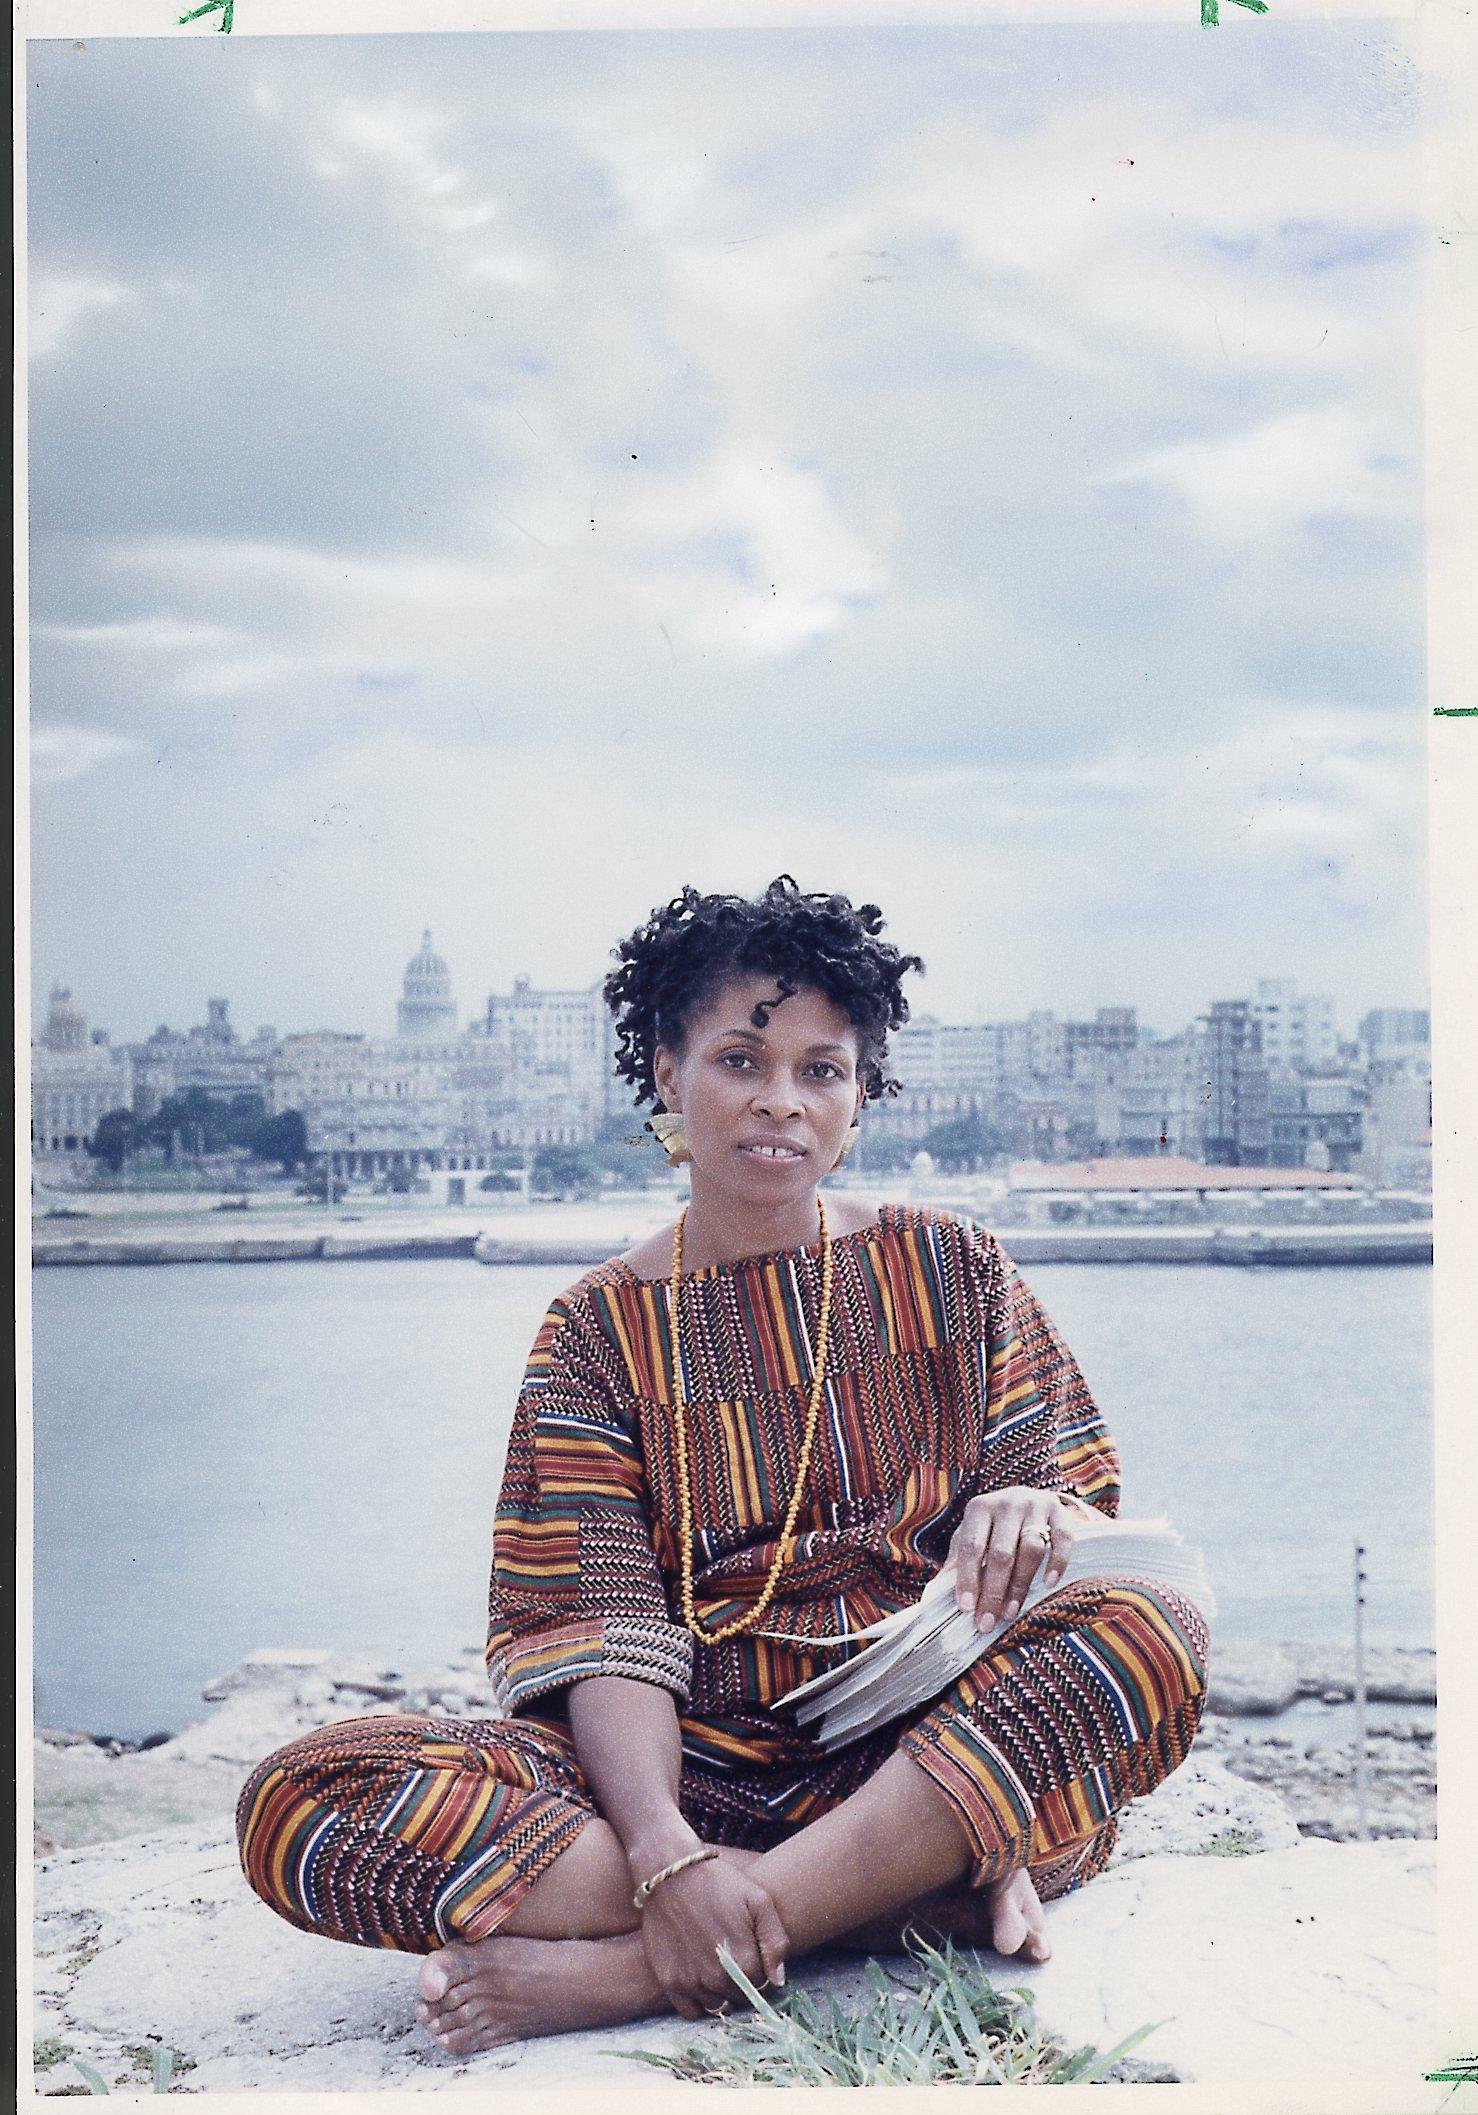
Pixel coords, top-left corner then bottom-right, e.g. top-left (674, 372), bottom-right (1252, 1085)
top-left (238, 1203), bottom-right (1208, 1953)
top-left (488, 1202), bottom-right (1121, 1722)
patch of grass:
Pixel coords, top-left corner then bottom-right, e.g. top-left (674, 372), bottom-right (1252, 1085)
top-left (628, 1933), bottom-right (1164, 2088)
top-left (1200, 1828), bottom-right (1259, 1857)
top-left (34, 2038), bottom-right (75, 2072)
top-left (58, 2042), bottom-right (194, 2098)
top-left (125, 2041), bottom-right (196, 2091)
top-left (63, 1943), bottom-right (103, 1976)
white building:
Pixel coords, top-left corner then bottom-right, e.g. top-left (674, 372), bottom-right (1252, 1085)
top-left (265, 946), bottom-right (606, 1176)
top-left (1253, 979), bottom-right (1338, 1074)
top-left (130, 997), bottom-right (277, 1116)
top-left (265, 1028), bottom-right (518, 1175)
top-left (476, 975), bottom-right (610, 1137)
top-left (1361, 1067), bottom-right (1432, 1188)
top-left (1357, 1008), bottom-right (1430, 1067)
top-left (31, 985), bottom-right (134, 1164)
top-left (1105, 1030), bottom-right (1209, 1158)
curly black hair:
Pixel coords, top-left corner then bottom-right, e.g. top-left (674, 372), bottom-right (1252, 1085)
top-left (603, 875), bottom-right (924, 1109)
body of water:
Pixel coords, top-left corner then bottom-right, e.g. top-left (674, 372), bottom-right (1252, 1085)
top-left (31, 1257), bottom-right (1433, 1740)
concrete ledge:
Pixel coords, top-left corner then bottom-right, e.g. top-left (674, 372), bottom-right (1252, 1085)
top-left (31, 1829), bottom-right (1435, 2094)
top-left (34, 1222), bottom-right (1432, 1268)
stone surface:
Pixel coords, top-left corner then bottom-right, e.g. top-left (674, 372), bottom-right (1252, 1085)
top-left (1287, 1640), bottom-right (1437, 1706)
top-left (1205, 1642), bottom-right (1301, 1715)
top-left (1004, 1838), bottom-right (1436, 2087)
top-left (27, 1647), bottom-right (1437, 2094)
top-left (30, 1826), bottom-right (1435, 2095)
top-left (1109, 1752), bottom-right (1301, 1860)
top-left (1197, 1707), bottom-right (1437, 1843)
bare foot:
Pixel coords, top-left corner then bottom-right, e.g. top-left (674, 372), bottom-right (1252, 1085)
top-left (416, 1931), bottom-right (664, 2057)
top-left (987, 1866), bottom-right (1051, 1963)
top-left (833, 1867), bottom-right (1051, 1962)
top-left (414, 1847), bottom-right (763, 2057)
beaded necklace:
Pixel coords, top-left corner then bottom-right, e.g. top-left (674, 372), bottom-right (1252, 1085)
top-left (667, 1197), bottom-right (835, 1645)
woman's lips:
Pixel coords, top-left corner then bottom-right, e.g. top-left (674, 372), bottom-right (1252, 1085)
top-left (738, 1140), bottom-right (808, 1161)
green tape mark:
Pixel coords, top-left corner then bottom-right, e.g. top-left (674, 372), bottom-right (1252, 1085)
top-left (176, 0), bottom-right (1260, 28)
top-left (1423, 2053), bottom-right (1478, 2084)
top-left (1433, 707), bottom-right (1478, 718)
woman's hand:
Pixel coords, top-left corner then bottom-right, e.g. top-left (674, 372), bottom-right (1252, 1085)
top-left (636, 1855), bottom-right (789, 2020)
top-left (945, 1486), bottom-right (1085, 1632)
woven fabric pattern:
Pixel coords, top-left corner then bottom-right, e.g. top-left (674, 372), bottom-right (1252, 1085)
top-left (487, 1205), bottom-right (1121, 1719)
top-left (238, 1577), bottom-right (1207, 1950)
top-left (238, 1206), bottom-right (1206, 1955)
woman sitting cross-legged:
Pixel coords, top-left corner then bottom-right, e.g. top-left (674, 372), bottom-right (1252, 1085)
top-left (236, 876), bottom-right (1209, 2058)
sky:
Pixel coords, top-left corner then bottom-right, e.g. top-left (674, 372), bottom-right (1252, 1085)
top-left (26, 21), bottom-right (1428, 1045)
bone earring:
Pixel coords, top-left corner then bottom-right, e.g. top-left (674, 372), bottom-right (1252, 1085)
top-left (831, 1123), bottom-right (861, 1171)
top-left (647, 1110), bottom-right (693, 1167)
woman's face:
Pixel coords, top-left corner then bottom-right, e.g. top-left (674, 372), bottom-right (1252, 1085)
top-left (654, 973), bottom-right (864, 1207)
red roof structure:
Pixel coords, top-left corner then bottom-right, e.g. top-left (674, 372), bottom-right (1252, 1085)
top-left (1008, 1156), bottom-right (1361, 1193)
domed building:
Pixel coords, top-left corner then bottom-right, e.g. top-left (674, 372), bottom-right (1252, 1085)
top-left (396, 931), bottom-right (458, 1039)
top-left (32, 983), bottom-right (133, 1167)
top-left (43, 984), bottom-right (90, 1052)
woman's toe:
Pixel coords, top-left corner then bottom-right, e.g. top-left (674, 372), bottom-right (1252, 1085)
top-left (438, 2014), bottom-right (505, 2058)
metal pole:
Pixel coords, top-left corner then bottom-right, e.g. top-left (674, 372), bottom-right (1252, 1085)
top-left (1353, 1541), bottom-right (1370, 1842)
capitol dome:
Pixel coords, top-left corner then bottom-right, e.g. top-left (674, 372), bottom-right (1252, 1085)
top-left (397, 930), bottom-right (458, 1039)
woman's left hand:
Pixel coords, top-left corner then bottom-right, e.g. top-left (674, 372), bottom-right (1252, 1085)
top-left (944, 1486), bottom-right (1085, 1633)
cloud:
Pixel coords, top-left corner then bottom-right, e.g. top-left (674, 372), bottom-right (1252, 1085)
top-left (1099, 405), bottom-right (1417, 539)
top-left (23, 26), bottom-right (1427, 1037)
top-left (35, 615), bottom-right (242, 653)
top-left (28, 274), bottom-right (133, 361)
top-left (30, 724), bottom-right (143, 786)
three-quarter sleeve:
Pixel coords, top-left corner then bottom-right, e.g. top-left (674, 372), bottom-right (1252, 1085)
top-left (959, 1223), bottom-right (1121, 1516)
top-left (485, 1288), bottom-right (694, 1713)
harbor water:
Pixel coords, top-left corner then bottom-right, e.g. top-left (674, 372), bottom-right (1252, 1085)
top-left (30, 1257), bottom-right (1433, 1741)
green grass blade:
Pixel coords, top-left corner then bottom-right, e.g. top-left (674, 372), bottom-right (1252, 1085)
top-left (1069, 2016), bottom-right (1170, 2083)
top-left (72, 2061), bottom-right (111, 2095)
top-left (715, 1947), bottom-right (779, 2018)
top-left (150, 2047), bottom-right (176, 2094)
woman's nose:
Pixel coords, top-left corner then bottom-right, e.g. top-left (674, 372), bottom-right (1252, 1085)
top-left (751, 1079), bottom-right (803, 1119)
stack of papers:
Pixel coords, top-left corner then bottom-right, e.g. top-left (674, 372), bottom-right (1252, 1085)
top-left (777, 1514), bottom-right (1215, 1751)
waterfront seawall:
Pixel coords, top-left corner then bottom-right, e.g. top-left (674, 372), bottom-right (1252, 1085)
top-left (32, 1220), bottom-right (1433, 1268)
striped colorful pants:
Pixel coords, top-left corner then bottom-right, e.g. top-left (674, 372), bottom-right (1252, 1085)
top-left (237, 1579), bottom-right (1208, 1954)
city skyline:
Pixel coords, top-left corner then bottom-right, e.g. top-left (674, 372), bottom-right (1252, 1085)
top-left (29, 26), bottom-right (1425, 1042)
top-left (30, 925), bottom-right (1427, 1054)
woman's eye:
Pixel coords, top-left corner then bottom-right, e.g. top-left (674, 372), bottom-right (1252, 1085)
top-left (808, 1062), bottom-right (842, 1080)
top-left (720, 1051), bottom-right (754, 1069)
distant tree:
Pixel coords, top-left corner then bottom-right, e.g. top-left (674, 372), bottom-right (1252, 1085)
top-left (478, 1170), bottom-right (521, 1192)
top-left (145, 1087), bottom-right (267, 1160)
top-left (86, 1107), bottom-right (141, 1174)
top-left (593, 1112), bottom-right (664, 1187)
top-left (298, 1164), bottom-right (345, 1204)
top-left (849, 1130), bottom-right (914, 1175)
top-left (530, 1142), bottom-right (602, 1199)
top-left (385, 1161), bottom-right (418, 1193)
top-left (919, 1113), bottom-right (1010, 1173)
top-left (251, 1109), bottom-right (308, 1172)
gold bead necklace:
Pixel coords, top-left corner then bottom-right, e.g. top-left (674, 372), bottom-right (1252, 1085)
top-left (667, 1197), bottom-right (835, 1645)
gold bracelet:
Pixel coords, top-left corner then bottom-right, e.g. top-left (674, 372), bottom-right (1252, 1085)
top-left (631, 1845), bottom-right (719, 1912)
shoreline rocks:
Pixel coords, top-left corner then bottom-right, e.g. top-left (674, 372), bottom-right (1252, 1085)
top-left (35, 1638), bottom-right (1436, 1862)
top-left (1207, 1638), bottom-right (1436, 1715)
top-left (29, 1645), bottom-right (1439, 2096)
